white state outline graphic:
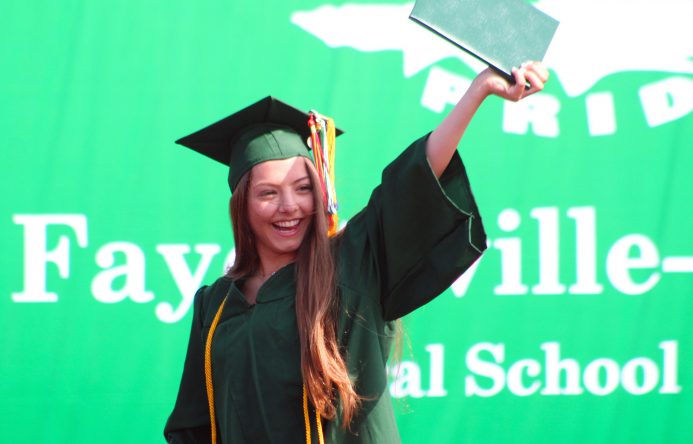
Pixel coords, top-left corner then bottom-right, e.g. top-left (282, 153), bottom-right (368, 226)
top-left (291, 0), bottom-right (693, 97)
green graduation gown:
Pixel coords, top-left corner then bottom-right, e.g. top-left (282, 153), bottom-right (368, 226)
top-left (164, 134), bottom-right (487, 443)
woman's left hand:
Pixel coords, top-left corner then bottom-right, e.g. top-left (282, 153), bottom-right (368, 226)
top-left (473, 61), bottom-right (550, 102)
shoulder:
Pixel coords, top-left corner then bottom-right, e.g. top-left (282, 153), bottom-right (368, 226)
top-left (194, 276), bottom-right (233, 326)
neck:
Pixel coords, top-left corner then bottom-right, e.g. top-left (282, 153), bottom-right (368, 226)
top-left (256, 248), bottom-right (296, 279)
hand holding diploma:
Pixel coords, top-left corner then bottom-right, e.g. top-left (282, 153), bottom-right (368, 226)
top-left (426, 61), bottom-right (550, 178)
top-left (477, 61), bottom-right (550, 102)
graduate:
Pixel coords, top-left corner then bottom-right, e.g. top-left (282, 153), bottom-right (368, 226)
top-left (164, 63), bottom-right (549, 444)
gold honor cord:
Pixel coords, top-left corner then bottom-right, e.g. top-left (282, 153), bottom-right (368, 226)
top-left (205, 296), bottom-right (325, 444)
top-left (303, 385), bottom-right (325, 444)
top-left (205, 295), bottom-right (228, 444)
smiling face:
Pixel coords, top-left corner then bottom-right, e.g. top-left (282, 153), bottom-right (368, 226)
top-left (246, 156), bottom-right (316, 269)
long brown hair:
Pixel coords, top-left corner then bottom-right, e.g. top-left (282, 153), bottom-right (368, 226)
top-left (227, 158), bottom-right (361, 427)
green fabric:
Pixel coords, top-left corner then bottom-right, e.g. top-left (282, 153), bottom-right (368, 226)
top-left (164, 134), bottom-right (486, 443)
top-left (228, 124), bottom-right (312, 191)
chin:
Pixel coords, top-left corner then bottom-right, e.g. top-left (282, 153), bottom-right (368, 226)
top-left (264, 232), bottom-right (308, 257)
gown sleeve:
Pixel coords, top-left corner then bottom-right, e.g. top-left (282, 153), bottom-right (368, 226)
top-left (163, 286), bottom-right (212, 444)
top-left (342, 133), bottom-right (487, 321)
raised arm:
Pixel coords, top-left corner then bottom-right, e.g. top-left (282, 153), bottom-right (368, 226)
top-left (426, 62), bottom-right (550, 177)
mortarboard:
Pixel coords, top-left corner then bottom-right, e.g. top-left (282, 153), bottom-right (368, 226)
top-left (176, 96), bottom-right (343, 192)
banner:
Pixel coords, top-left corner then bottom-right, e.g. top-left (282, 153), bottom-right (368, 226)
top-left (1, 1), bottom-right (691, 443)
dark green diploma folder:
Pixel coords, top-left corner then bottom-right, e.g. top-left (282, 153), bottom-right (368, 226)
top-left (409, 0), bottom-right (559, 78)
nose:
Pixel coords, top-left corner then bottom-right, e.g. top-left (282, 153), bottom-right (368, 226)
top-left (277, 193), bottom-right (298, 213)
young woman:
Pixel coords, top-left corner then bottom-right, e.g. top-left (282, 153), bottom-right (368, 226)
top-left (165, 63), bottom-right (549, 444)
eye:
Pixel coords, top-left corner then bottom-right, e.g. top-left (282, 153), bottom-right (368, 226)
top-left (258, 189), bottom-right (277, 198)
top-left (297, 183), bottom-right (313, 192)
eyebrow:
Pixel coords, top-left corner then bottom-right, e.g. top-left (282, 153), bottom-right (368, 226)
top-left (252, 176), bottom-right (310, 188)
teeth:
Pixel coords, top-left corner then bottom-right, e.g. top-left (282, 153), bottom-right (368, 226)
top-left (274, 219), bottom-right (300, 228)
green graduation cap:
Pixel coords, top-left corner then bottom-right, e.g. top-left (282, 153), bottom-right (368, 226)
top-left (176, 96), bottom-right (344, 191)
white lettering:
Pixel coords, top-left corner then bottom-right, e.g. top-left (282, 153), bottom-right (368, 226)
top-left (390, 362), bottom-right (425, 399)
top-left (507, 359), bottom-right (541, 396)
top-left (425, 344), bottom-right (447, 397)
top-left (567, 207), bottom-right (603, 294)
top-left (640, 77), bottom-right (693, 127)
top-left (493, 209), bottom-right (528, 295)
top-left (389, 344), bottom-right (448, 398)
top-left (91, 242), bottom-right (154, 303)
top-left (421, 67), bottom-right (471, 113)
top-left (540, 342), bottom-right (583, 395)
top-left (586, 92), bottom-right (617, 136)
top-left (583, 358), bottom-right (620, 396)
top-left (606, 234), bottom-right (660, 295)
top-left (12, 214), bottom-right (88, 302)
top-left (659, 340), bottom-right (681, 394)
top-left (155, 244), bottom-right (221, 323)
top-left (531, 208), bottom-right (566, 295)
top-left (465, 341), bottom-right (681, 397)
top-left (223, 248), bottom-right (236, 273)
top-left (465, 342), bottom-right (505, 397)
top-left (621, 357), bottom-right (659, 395)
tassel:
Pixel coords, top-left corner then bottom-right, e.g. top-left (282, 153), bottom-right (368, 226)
top-left (308, 112), bottom-right (339, 237)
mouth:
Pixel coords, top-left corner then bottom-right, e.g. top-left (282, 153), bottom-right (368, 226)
top-left (271, 218), bottom-right (302, 236)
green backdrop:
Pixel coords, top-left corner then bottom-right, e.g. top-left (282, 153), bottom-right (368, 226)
top-left (1, 1), bottom-right (692, 443)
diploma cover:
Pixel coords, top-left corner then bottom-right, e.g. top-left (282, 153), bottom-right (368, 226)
top-left (410, 0), bottom-right (559, 79)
